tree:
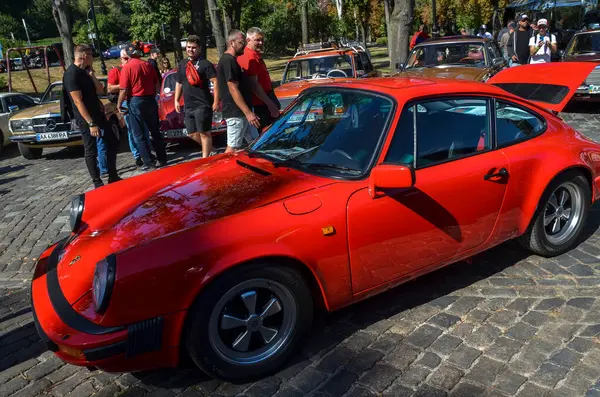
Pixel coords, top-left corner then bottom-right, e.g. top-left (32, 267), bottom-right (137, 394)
top-left (301, 0), bottom-right (309, 44)
top-left (51, 0), bottom-right (74, 66)
top-left (386, 0), bottom-right (412, 73)
top-left (207, 0), bottom-right (226, 56)
top-left (190, 0), bottom-right (207, 58)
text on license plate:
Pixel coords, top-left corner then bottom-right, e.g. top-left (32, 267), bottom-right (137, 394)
top-left (589, 85), bottom-right (600, 94)
top-left (167, 129), bottom-right (187, 137)
top-left (36, 132), bottom-right (69, 141)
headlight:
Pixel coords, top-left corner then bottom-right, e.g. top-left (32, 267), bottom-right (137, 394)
top-left (10, 119), bottom-right (33, 131)
top-left (69, 194), bottom-right (85, 232)
top-left (93, 255), bottom-right (116, 313)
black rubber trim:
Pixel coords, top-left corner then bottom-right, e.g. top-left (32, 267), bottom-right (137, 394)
top-left (236, 159), bottom-right (272, 176)
top-left (126, 317), bottom-right (164, 358)
top-left (83, 340), bottom-right (127, 361)
top-left (45, 240), bottom-right (125, 335)
top-left (31, 294), bottom-right (58, 352)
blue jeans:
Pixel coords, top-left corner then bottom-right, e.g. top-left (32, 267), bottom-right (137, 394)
top-left (123, 100), bottom-right (151, 160)
top-left (128, 96), bottom-right (167, 165)
top-left (96, 131), bottom-right (108, 175)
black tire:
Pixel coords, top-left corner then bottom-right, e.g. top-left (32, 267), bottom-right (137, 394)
top-left (518, 171), bottom-right (590, 256)
top-left (185, 263), bottom-right (313, 383)
top-left (18, 143), bottom-right (43, 160)
top-left (0, 130), bottom-right (4, 155)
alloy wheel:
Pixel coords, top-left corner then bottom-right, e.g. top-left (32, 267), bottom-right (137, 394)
top-left (208, 278), bottom-right (297, 365)
top-left (543, 181), bottom-right (583, 245)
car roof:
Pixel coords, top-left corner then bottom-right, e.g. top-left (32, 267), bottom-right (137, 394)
top-left (415, 35), bottom-right (490, 47)
top-left (0, 92), bottom-right (27, 98)
top-left (292, 48), bottom-right (362, 61)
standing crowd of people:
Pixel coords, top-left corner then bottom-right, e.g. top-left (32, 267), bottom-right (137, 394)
top-left (63, 27), bottom-right (280, 189)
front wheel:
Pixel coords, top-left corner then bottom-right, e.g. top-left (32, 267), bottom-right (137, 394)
top-left (18, 143), bottom-right (43, 160)
top-left (518, 171), bottom-right (590, 256)
top-left (185, 263), bottom-right (313, 382)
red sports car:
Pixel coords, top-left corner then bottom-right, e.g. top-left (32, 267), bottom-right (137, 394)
top-left (158, 69), bottom-right (227, 146)
top-left (32, 63), bottom-right (600, 382)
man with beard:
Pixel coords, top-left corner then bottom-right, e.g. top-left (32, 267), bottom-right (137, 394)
top-left (217, 29), bottom-right (260, 153)
top-left (507, 14), bottom-right (534, 67)
top-left (237, 27), bottom-right (279, 131)
top-left (63, 44), bottom-right (121, 188)
top-left (174, 35), bottom-right (219, 158)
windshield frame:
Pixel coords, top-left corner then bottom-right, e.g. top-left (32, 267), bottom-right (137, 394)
top-left (247, 86), bottom-right (398, 181)
top-left (281, 53), bottom-right (357, 85)
top-left (566, 32), bottom-right (600, 56)
top-left (41, 79), bottom-right (108, 104)
top-left (403, 41), bottom-right (490, 70)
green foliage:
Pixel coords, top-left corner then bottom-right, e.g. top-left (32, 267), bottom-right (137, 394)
top-left (73, 5), bottom-right (131, 47)
top-left (0, 75), bottom-right (7, 92)
top-left (376, 36), bottom-right (387, 45)
top-left (0, 13), bottom-right (21, 40)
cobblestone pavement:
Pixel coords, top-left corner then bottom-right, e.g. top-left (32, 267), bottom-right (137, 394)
top-left (2, 113), bottom-right (600, 397)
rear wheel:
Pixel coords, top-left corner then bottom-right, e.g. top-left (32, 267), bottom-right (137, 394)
top-left (185, 263), bottom-right (313, 382)
top-left (518, 171), bottom-right (590, 256)
top-left (18, 143), bottom-right (43, 160)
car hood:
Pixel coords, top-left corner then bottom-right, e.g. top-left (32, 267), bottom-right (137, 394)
top-left (10, 102), bottom-right (60, 120)
top-left (56, 152), bottom-right (332, 305)
top-left (400, 67), bottom-right (487, 81)
top-left (274, 77), bottom-right (356, 99)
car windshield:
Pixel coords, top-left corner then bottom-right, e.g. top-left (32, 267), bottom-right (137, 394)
top-left (163, 73), bottom-right (177, 93)
top-left (282, 55), bottom-right (354, 83)
top-left (41, 83), bottom-right (62, 103)
top-left (248, 89), bottom-right (393, 175)
top-left (567, 33), bottom-right (600, 55)
top-left (405, 43), bottom-right (487, 69)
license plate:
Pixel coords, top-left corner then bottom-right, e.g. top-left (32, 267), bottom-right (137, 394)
top-left (36, 132), bottom-right (69, 141)
top-left (165, 129), bottom-right (187, 138)
top-left (589, 85), bottom-right (600, 94)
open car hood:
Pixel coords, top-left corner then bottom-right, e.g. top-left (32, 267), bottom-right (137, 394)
top-left (486, 62), bottom-right (599, 113)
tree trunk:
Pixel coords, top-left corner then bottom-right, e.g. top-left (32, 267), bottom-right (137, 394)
top-left (170, 14), bottom-right (184, 65)
top-left (389, 0), bottom-right (412, 73)
top-left (335, 0), bottom-right (342, 19)
top-left (223, 8), bottom-right (232, 35)
top-left (206, 0), bottom-right (226, 57)
top-left (190, 0), bottom-right (207, 58)
top-left (50, 0), bottom-right (74, 66)
top-left (232, 0), bottom-right (242, 30)
top-left (384, 0), bottom-right (391, 41)
top-left (301, 0), bottom-right (309, 44)
top-left (354, 7), bottom-right (359, 41)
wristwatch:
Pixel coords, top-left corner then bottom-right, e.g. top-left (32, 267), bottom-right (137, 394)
top-left (88, 121), bottom-right (97, 128)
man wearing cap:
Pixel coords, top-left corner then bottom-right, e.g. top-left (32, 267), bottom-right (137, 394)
top-left (148, 48), bottom-right (162, 85)
top-left (507, 14), bottom-right (534, 67)
top-left (529, 18), bottom-right (557, 64)
top-left (477, 25), bottom-right (493, 39)
top-left (117, 42), bottom-right (167, 170)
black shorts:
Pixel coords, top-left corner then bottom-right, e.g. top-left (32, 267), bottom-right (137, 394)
top-left (185, 106), bottom-right (212, 134)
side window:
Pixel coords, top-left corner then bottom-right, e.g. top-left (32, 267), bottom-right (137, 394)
top-left (284, 61), bottom-right (299, 82)
top-left (496, 100), bottom-right (545, 146)
top-left (487, 42), bottom-right (502, 60)
top-left (17, 95), bottom-right (35, 108)
top-left (415, 99), bottom-right (491, 168)
top-left (384, 105), bottom-right (415, 165)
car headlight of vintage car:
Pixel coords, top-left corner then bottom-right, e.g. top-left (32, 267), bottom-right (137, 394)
top-left (93, 255), bottom-right (116, 313)
top-left (69, 194), bottom-right (85, 232)
top-left (10, 119), bottom-right (33, 132)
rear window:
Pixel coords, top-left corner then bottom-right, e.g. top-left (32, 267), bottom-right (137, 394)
top-left (491, 83), bottom-right (570, 105)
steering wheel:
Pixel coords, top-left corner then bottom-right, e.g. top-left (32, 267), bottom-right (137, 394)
top-left (327, 69), bottom-right (348, 78)
top-left (312, 73), bottom-right (327, 79)
top-left (333, 149), bottom-right (353, 161)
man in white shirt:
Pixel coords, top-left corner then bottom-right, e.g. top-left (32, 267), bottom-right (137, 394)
top-left (477, 25), bottom-right (493, 39)
top-left (528, 19), bottom-right (557, 64)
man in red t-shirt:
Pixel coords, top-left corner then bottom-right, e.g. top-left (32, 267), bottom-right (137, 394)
top-left (237, 27), bottom-right (279, 131)
top-left (117, 42), bottom-right (167, 170)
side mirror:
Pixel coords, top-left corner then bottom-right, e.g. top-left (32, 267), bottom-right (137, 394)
top-left (395, 62), bottom-right (405, 72)
top-left (369, 164), bottom-right (415, 198)
top-left (8, 105), bottom-right (19, 113)
top-left (558, 49), bottom-right (565, 58)
top-left (33, 98), bottom-right (40, 104)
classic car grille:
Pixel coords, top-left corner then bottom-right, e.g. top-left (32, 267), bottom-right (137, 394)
top-left (32, 116), bottom-right (71, 133)
top-left (586, 67), bottom-right (600, 85)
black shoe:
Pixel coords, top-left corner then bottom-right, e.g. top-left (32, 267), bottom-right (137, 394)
top-left (135, 158), bottom-right (143, 167)
top-left (142, 164), bottom-right (157, 171)
top-left (157, 161), bottom-right (168, 167)
top-left (150, 154), bottom-right (157, 162)
top-left (108, 176), bottom-right (123, 184)
top-left (94, 181), bottom-right (105, 189)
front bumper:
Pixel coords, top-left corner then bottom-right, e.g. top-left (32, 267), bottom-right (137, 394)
top-left (161, 126), bottom-right (227, 142)
top-left (31, 239), bottom-right (183, 372)
top-left (10, 130), bottom-right (83, 146)
top-left (573, 87), bottom-right (600, 102)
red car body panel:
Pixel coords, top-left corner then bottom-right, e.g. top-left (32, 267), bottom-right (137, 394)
top-left (31, 64), bottom-right (600, 373)
top-left (158, 69), bottom-right (227, 142)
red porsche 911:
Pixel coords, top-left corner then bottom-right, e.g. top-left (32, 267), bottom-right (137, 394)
top-left (32, 62), bottom-right (600, 382)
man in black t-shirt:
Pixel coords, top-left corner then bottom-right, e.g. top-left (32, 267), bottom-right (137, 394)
top-left (148, 48), bottom-right (162, 84)
top-left (217, 29), bottom-right (260, 153)
top-left (63, 44), bottom-right (121, 188)
top-left (507, 14), bottom-right (534, 66)
top-left (175, 35), bottom-right (219, 158)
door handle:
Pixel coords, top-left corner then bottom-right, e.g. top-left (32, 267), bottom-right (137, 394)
top-left (484, 167), bottom-right (508, 180)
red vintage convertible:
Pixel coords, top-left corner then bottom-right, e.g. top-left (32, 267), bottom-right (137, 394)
top-left (32, 63), bottom-right (600, 382)
top-left (158, 69), bottom-right (227, 146)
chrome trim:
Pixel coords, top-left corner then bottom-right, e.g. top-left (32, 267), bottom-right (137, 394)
top-left (9, 130), bottom-right (82, 143)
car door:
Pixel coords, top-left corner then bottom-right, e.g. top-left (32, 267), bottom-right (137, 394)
top-left (347, 97), bottom-right (510, 294)
top-left (0, 98), bottom-right (9, 142)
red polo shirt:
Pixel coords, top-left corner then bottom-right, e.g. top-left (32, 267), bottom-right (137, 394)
top-left (107, 66), bottom-right (121, 85)
top-left (237, 47), bottom-right (272, 106)
top-left (119, 58), bottom-right (158, 97)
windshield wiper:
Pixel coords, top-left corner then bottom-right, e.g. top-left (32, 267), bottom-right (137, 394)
top-left (303, 163), bottom-right (361, 173)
